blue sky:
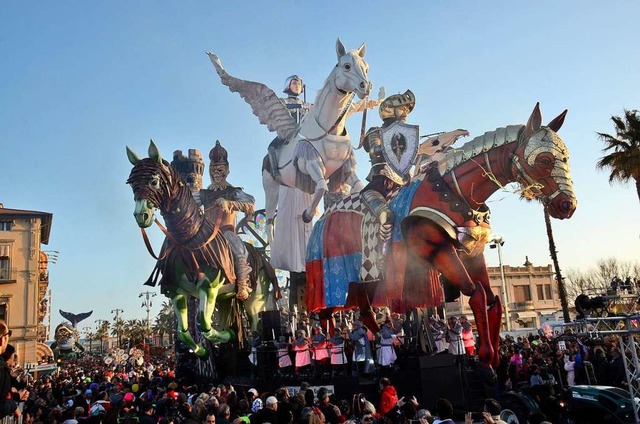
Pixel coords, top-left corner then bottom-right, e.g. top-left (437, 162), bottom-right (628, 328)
top-left (1, 2), bottom-right (638, 329)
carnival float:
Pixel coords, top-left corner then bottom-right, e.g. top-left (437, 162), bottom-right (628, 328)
top-left (125, 38), bottom-right (577, 409)
top-left (51, 309), bottom-right (93, 360)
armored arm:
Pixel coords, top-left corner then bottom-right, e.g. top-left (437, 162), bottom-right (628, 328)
top-left (227, 188), bottom-right (255, 217)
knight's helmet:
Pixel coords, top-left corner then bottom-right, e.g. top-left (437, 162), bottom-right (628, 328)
top-left (379, 89), bottom-right (416, 121)
top-left (171, 149), bottom-right (205, 192)
top-left (283, 74), bottom-right (304, 96)
top-left (209, 140), bottom-right (229, 166)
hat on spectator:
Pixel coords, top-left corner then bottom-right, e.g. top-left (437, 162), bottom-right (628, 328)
top-left (248, 388), bottom-right (258, 396)
top-left (123, 392), bottom-right (135, 403)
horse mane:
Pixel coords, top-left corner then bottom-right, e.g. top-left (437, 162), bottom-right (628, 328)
top-left (436, 124), bottom-right (524, 175)
top-left (127, 158), bottom-right (203, 241)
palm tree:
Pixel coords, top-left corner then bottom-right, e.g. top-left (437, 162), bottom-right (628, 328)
top-left (543, 205), bottom-right (571, 323)
top-left (111, 317), bottom-right (126, 348)
top-left (96, 321), bottom-right (110, 354)
top-left (124, 319), bottom-right (147, 346)
top-left (521, 199), bottom-right (571, 322)
top-left (85, 330), bottom-right (96, 353)
top-left (153, 300), bottom-right (175, 346)
top-left (596, 109), bottom-right (640, 202)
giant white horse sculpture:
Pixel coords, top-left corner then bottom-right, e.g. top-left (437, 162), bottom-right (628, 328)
top-left (208, 39), bottom-right (372, 246)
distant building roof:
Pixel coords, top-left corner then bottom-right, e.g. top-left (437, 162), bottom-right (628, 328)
top-left (0, 205), bottom-right (53, 244)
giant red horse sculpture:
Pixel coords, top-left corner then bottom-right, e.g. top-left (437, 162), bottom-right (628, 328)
top-left (306, 104), bottom-right (577, 369)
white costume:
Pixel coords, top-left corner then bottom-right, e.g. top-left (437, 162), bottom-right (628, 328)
top-left (377, 325), bottom-right (397, 366)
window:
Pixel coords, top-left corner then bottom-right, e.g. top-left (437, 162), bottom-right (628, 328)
top-left (0, 222), bottom-right (11, 231)
top-left (536, 284), bottom-right (554, 300)
top-left (0, 257), bottom-right (9, 280)
top-left (513, 285), bottom-right (532, 302)
top-left (0, 244), bottom-right (10, 280)
top-left (0, 304), bottom-right (6, 322)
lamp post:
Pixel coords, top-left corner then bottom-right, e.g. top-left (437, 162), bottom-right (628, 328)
top-left (139, 291), bottom-right (157, 348)
top-left (489, 235), bottom-right (510, 331)
top-left (83, 326), bottom-right (92, 353)
top-left (111, 308), bottom-right (124, 348)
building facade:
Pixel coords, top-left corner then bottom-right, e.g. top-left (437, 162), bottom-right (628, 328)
top-left (448, 258), bottom-right (561, 330)
top-left (0, 204), bottom-right (53, 366)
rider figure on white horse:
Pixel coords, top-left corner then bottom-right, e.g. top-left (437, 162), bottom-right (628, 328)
top-left (361, 90), bottom-right (416, 242)
top-left (268, 75), bottom-right (311, 177)
top-left (200, 140), bottom-right (255, 300)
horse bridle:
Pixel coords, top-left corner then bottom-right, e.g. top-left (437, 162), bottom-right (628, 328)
top-left (511, 154), bottom-right (563, 204)
top-left (305, 91), bottom-right (355, 142)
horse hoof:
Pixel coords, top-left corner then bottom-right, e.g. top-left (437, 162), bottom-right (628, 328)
top-left (194, 345), bottom-right (209, 358)
top-left (302, 210), bottom-right (313, 223)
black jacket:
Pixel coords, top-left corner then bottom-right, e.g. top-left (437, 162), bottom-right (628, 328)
top-left (0, 357), bottom-right (17, 418)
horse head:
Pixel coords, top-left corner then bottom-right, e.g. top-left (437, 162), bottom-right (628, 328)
top-left (334, 38), bottom-right (371, 99)
top-left (126, 140), bottom-right (177, 228)
top-left (512, 104), bottom-right (577, 219)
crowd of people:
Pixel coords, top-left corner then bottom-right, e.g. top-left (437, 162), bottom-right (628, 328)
top-left (0, 317), bottom-right (564, 424)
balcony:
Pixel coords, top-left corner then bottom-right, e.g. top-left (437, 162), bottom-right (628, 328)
top-left (510, 301), bottom-right (535, 311)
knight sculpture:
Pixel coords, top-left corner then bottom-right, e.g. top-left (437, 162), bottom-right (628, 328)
top-left (200, 141), bottom-right (256, 300)
top-left (361, 90), bottom-right (417, 243)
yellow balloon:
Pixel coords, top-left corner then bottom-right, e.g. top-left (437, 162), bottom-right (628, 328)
top-left (132, 384), bottom-right (139, 393)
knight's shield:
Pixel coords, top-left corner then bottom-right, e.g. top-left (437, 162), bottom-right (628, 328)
top-left (381, 122), bottom-right (419, 178)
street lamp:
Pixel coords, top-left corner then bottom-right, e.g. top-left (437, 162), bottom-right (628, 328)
top-left (139, 291), bottom-right (157, 348)
top-left (111, 309), bottom-right (124, 348)
top-left (83, 326), bottom-right (92, 353)
top-left (489, 235), bottom-right (510, 331)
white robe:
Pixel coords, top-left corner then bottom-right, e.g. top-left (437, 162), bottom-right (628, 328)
top-left (270, 186), bottom-right (313, 272)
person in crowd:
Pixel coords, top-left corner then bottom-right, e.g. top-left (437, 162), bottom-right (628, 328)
top-left (329, 327), bottom-right (347, 377)
top-left (315, 388), bottom-right (340, 424)
top-left (311, 326), bottom-right (330, 377)
top-left (432, 398), bottom-right (454, 424)
top-left (0, 321), bottom-right (21, 420)
top-left (308, 408), bottom-right (326, 424)
top-left (480, 399), bottom-right (507, 424)
top-left (564, 353), bottom-right (576, 387)
top-left (250, 396), bottom-right (279, 424)
top-left (204, 412), bottom-right (217, 424)
top-left (460, 315), bottom-right (475, 361)
top-left (275, 387), bottom-right (294, 424)
top-left (446, 317), bottom-right (465, 363)
top-left (275, 336), bottom-right (293, 376)
top-left (429, 316), bottom-right (447, 353)
top-left (377, 378), bottom-right (398, 418)
top-left (139, 402), bottom-right (156, 424)
top-left (349, 321), bottom-right (374, 376)
top-left (218, 404), bottom-right (232, 424)
top-left (294, 331), bottom-right (312, 377)
top-left (248, 388), bottom-right (262, 414)
top-left (377, 320), bottom-right (397, 368)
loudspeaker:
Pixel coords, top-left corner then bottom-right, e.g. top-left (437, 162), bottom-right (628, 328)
top-left (260, 310), bottom-right (283, 341)
top-left (419, 354), bottom-right (467, 410)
